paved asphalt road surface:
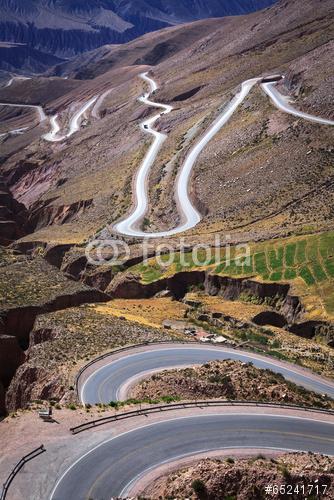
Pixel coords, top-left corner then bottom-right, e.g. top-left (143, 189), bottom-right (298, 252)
top-left (80, 345), bottom-right (334, 404)
top-left (50, 413), bottom-right (334, 499)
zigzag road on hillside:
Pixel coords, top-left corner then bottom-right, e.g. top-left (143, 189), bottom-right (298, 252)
top-left (0, 101), bottom-right (46, 123)
top-left (0, 93), bottom-right (99, 141)
top-left (114, 74), bottom-right (334, 239)
top-left (42, 96), bottom-right (98, 142)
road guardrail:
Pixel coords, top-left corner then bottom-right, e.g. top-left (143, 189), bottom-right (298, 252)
top-left (0, 445), bottom-right (45, 500)
top-left (70, 401), bottom-right (334, 434)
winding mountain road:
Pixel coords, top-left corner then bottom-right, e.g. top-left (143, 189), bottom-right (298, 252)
top-left (42, 95), bottom-right (98, 142)
top-left (50, 411), bottom-right (334, 499)
top-left (4, 76), bottom-right (31, 88)
top-left (115, 72), bottom-right (176, 236)
top-left (261, 81), bottom-right (334, 126)
top-left (115, 74), bottom-right (261, 238)
top-left (48, 342), bottom-right (334, 498)
top-left (79, 343), bottom-right (334, 405)
top-left (0, 83), bottom-right (98, 141)
top-left (3, 72), bottom-right (334, 499)
top-left (115, 74), bottom-right (334, 238)
top-left (0, 101), bottom-right (46, 122)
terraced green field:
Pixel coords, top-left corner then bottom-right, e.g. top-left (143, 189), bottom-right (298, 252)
top-left (131, 231), bottom-right (334, 315)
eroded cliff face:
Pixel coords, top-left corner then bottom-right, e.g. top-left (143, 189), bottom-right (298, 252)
top-left (1, 289), bottom-right (109, 346)
top-left (0, 335), bottom-right (25, 387)
top-left (0, 249), bottom-right (111, 415)
top-left (0, 335), bottom-right (26, 414)
top-left (5, 363), bottom-right (64, 412)
top-left (0, 284), bottom-right (109, 415)
top-left (0, 177), bottom-right (31, 246)
top-left (109, 269), bottom-right (332, 342)
top-left (109, 271), bottom-right (206, 300)
top-left (109, 270), bottom-right (302, 321)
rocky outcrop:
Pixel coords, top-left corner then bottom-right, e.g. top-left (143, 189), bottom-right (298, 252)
top-left (131, 359), bottom-right (333, 408)
top-left (83, 269), bottom-right (114, 292)
top-left (109, 271), bottom-right (206, 300)
top-left (5, 364), bottom-right (64, 412)
top-left (44, 244), bottom-right (73, 268)
top-left (280, 294), bottom-right (303, 324)
top-left (29, 198), bottom-right (93, 229)
top-left (205, 274), bottom-right (289, 303)
top-left (289, 321), bottom-right (334, 346)
top-left (29, 328), bottom-right (55, 347)
top-left (145, 454), bottom-right (334, 500)
top-left (62, 255), bottom-right (88, 280)
top-left (1, 289), bottom-right (110, 345)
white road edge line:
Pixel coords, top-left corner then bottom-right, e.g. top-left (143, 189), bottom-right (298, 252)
top-left (120, 445), bottom-right (304, 498)
top-left (49, 412), bottom-right (334, 500)
top-left (79, 346), bottom-right (334, 405)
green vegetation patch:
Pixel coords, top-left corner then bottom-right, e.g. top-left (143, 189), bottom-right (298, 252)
top-left (128, 231), bottom-right (334, 314)
top-left (254, 252), bottom-right (268, 275)
top-left (299, 266), bottom-right (316, 286)
top-left (285, 244), bottom-right (296, 267)
top-left (268, 247), bottom-right (283, 270)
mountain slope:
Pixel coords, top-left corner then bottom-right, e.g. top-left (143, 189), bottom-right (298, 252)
top-left (0, 42), bottom-right (64, 74)
top-left (1, 0), bottom-right (332, 250)
top-left (0, 0), bottom-right (277, 61)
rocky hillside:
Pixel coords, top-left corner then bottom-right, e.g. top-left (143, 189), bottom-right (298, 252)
top-left (5, 305), bottom-right (182, 412)
top-left (144, 453), bottom-right (334, 499)
top-left (0, 0), bottom-right (277, 63)
top-left (1, 0), bottom-right (332, 250)
top-left (0, 0), bottom-right (333, 415)
top-left (0, 246), bottom-right (110, 415)
top-left (131, 359), bottom-right (334, 408)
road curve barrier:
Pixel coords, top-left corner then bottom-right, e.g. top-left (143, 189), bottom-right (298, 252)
top-left (69, 401), bottom-right (334, 434)
top-left (0, 445), bottom-right (46, 500)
